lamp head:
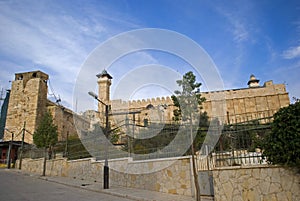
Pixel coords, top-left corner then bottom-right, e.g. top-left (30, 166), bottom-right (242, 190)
top-left (88, 91), bottom-right (98, 99)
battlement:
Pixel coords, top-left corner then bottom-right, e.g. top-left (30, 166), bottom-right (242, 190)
top-left (201, 81), bottom-right (287, 101)
top-left (109, 80), bottom-right (287, 110)
top-left (110, 96), bottom-right (173, 110)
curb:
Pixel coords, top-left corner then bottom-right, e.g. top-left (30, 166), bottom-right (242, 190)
top-left (39, 176), bottom-right (154, 201)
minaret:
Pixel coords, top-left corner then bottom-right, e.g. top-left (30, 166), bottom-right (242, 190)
top-left (247, 74), bottom-right (260, 88)
top-left (96, 70), bottom-right (112, 121)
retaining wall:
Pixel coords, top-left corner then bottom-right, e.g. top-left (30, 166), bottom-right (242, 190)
top-left (16, 156), bottom-right (194, 196)
top-left (17, 157), bottom-right (300, 200)
top-left (212, 165), bottom-right (300, 201)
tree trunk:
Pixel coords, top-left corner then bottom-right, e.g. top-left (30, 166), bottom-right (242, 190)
top-left (42, 147), bottom-right (47, 176)
top-left (190, 118), bottom-right (201, 201)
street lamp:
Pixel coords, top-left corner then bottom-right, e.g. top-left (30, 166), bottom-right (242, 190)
top-left (88, 91), bottom-right (109, 189)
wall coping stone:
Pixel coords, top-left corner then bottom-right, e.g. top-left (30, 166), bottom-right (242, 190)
top-left (78, 156), bottom-right (192, 165)
top-left (128, 156), bottom-right (191, 164)
top-left (67, 157), bottom-right (93, 163)
top-left (213, 164), bottom-right (290, 171)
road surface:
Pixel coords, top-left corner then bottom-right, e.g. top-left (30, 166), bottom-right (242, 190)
top-left (0, 169), bottom-right (133, 201)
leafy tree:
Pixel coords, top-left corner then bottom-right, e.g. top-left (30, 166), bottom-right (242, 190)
top-left (262, 101), bottom-right (300, 167)
top-left (172, 71), bottom-right (205, 122)
top-left (33, 111), bottom-right (58, 176)
top-left (171, 71), bottom-right (205, 201)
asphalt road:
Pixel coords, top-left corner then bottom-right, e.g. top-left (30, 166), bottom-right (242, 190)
top-left (0, 169), bottom-right (132, 201)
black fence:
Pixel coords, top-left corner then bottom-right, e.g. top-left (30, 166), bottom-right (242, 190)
top-left (199, 116), bottom-right (273, 169)
top-left (20, 116), bottom-right (273, 166)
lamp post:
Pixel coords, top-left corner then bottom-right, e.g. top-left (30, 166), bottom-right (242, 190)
top-left (88, 91), bottom-right (110, 189)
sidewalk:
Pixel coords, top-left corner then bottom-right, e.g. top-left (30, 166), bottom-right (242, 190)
top-left (13, 169), bottom-right (214, 201)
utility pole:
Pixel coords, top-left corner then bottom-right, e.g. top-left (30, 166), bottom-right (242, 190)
top-left (64, 131), bottom-right (69, 157)
top-left (132, 113), bottom-right (135, 156)
top-left (19, 121), bottom-right (26, 170)
top-left (7, 130), bottom-right (14, 169)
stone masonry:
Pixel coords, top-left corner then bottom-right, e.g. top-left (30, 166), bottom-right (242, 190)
top-left (16, 156), bottom-right (194, 196)
top-left (96, 71), bottom-right (289, 128)
top-left (3, 70), bottom-right (89, 144)
top-left (4, 71), bottom-right (48, 144)
top-left (3, 70), bottom-right (290, 145)
top-left (17, 157), bottom-right (300, 200)
top-left (212, 166), bottom-right (300, 201)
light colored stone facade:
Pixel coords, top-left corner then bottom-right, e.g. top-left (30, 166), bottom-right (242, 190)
top-left (16, 156), bottom-right (194, 196)
top-left (201, 80), bottom-right (290, 124)
top-left (212, 166), bottom-right (300, 201)
top-left (3, 70), bottom-right (290, 145)
top-left (47, 102), bottom-right (89, 141)
top-left (97, 72), bottom-right (290, 127)
top-left (4, 71), bottom-right (48, 144)
top-left (17, 157), bottom-right (300, 200)
top-left (3, 70), bottom-right (89, 144)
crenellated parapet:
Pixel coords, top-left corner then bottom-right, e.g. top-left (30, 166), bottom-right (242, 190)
top-left (107, 78), bottom-right (289, 126)
top-left (107, 96), bottom-right (175, 128)
top-left (110, 96), bottom-right (173, 111)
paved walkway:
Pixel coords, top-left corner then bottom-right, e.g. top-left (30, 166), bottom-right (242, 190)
top-left (12, 169), bottom-right (214, 201)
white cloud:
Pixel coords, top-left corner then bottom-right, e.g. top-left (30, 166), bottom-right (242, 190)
top-left (215, 6), bottom-right (249, 44)
top-left (231, 18), bottom-right (249, 43)
top-left (282, 46), bottom-right (300, 59)
top-left (0, 0), bottom-right (143, 111)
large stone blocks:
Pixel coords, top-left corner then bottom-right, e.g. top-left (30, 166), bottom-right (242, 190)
top-left (213, 166), bottom-right (300, 201)
top-left (17, 156), bottom-right (194, 196)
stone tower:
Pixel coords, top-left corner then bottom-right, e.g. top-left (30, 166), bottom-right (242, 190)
top-left (97, 70), bottom-right (113, 103)
top-left (96, 70), bottom-right (113, 124)
top-left (4, 71), bottom-right (48, 144)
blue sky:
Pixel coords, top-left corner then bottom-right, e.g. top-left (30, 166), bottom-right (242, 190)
top-left (0, 0), bottom-right (299, 112)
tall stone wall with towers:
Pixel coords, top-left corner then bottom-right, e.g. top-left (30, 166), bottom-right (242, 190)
top-left (2, 70), bottom-right (290, 146)
top-left (96, 72), bottom-right (290, 126)
top-left (200, 80), bottom-right (290, 124)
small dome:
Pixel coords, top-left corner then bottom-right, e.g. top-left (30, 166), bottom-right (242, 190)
top-left (96, 69), bottom-right (113, 79)
top-left (247, 74), bottom-right (260, 87)
top-left (250, 74), bottom-right (256, 80)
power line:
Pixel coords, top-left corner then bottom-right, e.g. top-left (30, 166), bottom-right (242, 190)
top-left (47, 79), bottom-right (61, 105)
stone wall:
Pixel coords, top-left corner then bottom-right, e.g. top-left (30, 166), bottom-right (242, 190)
top-left (212, 166), bottom-right (300, 201)
top-left (16, 157), bottom-right (300, 200)
top-left (48, 104), bottom-right (89, 141)
top-left (16, 156), bottom-right (194, 196)
top-left (106, 80), bottom-right (290, 126)
top-left (3, 70), bottom-right (290, 145)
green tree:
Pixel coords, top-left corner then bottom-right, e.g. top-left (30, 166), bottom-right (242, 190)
top-left (171, 71), bottom-right (205, 201)
top-left (33, 111), bottom-right (58, 176)
top-left (262, 101), bottom-right (300, 167)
